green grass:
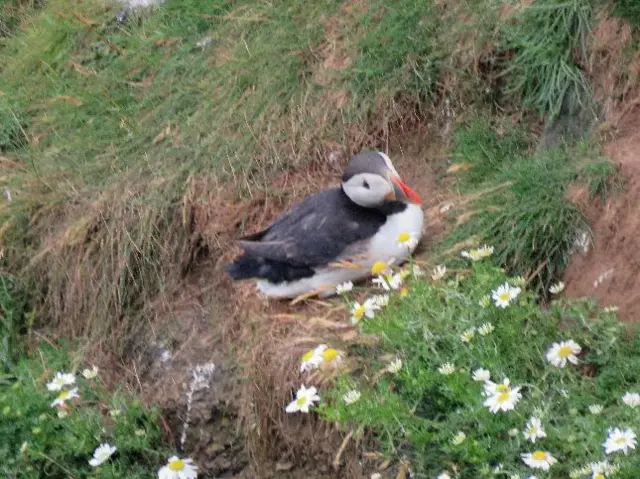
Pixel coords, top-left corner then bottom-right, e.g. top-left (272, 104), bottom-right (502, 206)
top-left (613, 0), bottom-right (640, 27)
top-left (0, 274), bottom-right (30, 370)
top-left (501, 0), bottom-right (593, 117)
top-left (0, 343), bottom-right (171, 478)
top-left (441, 118), bottom-right (617, 295)
top-left (319, 260), bottom-right (640, 478)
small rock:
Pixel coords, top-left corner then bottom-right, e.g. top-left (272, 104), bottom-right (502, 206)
top-left (276, 461), bottom-right (294, 472)
top-left (196, 36), bottom-right (213, 49)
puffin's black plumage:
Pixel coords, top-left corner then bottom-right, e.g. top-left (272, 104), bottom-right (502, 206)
top-left (225, 187), bottom-right (407, 284)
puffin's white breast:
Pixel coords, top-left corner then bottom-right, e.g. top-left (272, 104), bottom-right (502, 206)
top-left (255, 203), bottom-right (425, 299)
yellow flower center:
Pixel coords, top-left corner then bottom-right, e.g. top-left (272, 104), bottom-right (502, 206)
top-left (58, 390), bottom-right (69, 399)
top-left (532, 451), bottom-right (547, 460)
top-left (558, 345), bottom-right (573, 359)
top-left (322, 348), bottom-right (339, 362)
top-left (301, 350), bottom-right (314, 362)
top-left (397, 232), bottom-right (410, 243)
top-left (496, 392), bottom-right (510, 403)
top-left (615, 436), bottom-right (627, 444)
top-left (353, 305), bottom-right (365, 320)
top-left (296, 396), bottom-right (307, 406)
top-left (371, 261), bottom-right (389, 276)
top-left (594, 474), bottom-right (605, 479)
top-left (496, 384), bottom-right (509, 393)
top-left (400, 287), bottom-right (409, 297)
top-left (498, 292), bottom-right (510, 301)
top-left (168, 459), bottom-right (185, 471)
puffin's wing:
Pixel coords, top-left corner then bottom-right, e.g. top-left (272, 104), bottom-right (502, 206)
top-left (237, 189), bottom-right (385, 267)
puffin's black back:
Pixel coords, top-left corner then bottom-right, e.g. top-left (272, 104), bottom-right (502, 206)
top-left (225, 187), bottom-right (406, 284)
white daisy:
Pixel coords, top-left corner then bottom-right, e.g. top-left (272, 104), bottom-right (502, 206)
top-left (509, 475), bottom-right (521, 479)
top-left (484, 387), bottom-right (522, 413)
top-left (477, 244), bottom-right (494, 257)
top-left (478, 295), bottom-right (491, 308)
top-left (431, 265), bottom-right (447, 281)
top-left (82, 366), bottom-right (99, 379)
top-left (371, 260), bottom-right (392, 277)
top-left (461, 245), bottom-right (494, 261)
top-left (549, 281), bottom-right (565, 294)
top-left (285, 385), bottom-right (320, 414)
top-left (88, 443), bottom-right (117, 467)
top-left (589, 404), bottom-right (604, 415)
top-left (590, 460), bottom-right (616, 477)
top-left (438, 363), bottom-right (455, 375)
top-left (397, 231), bottom-right (419, 250)
top-left (411, 265), bottom-right (425, 277)
top-left (158, 456), bottom-right (198, 479)
top-left (603, 427), bottom-right (636, 455)
top-left (460, 328), bottom-right (476, 343)
top-left (472, 368), bottom-right (491, 382)
top-left (373, 273), bottom-right (403, 291)
top-left (545, 340), bottom-right (581, 368)
top-left (351, 300), bottom-right (376, 324)
top-left (478, 322), bottom-right (494, 336)
top-left (451, 431), bottom-right (466, 445)
top-left (369, 294), bottom-right (389, 308)
top-left (300, 345), bottom-right (327, 373)
top-left (336, 281), bottom-right (353, 294)
top-left (461, 249), bottom-right (483, 261)
top-left (508, 428), bottom-right (519, 437)
top-left (50, 388), bottom-right (79, 408)
top-left (343, 390), bottom-right (361, 405)
top-left (492, 282), bottom-right (521, 308)
top-left (437, 473), bottom-right (451, 479)
top-left (320, 347), bottom-right (343, 366)
top-left (512, 276), bottom-right (527, 287)
top-left (370, 474), bottom-right (382, 479)
top-left (622, 392), bottom-right (640, 408)
top-left (603, 305), bottom-right (619, 313)
top-left (46, 372), bottom-right (76, 392)
top-left (483, 378), bottom-right (522, 413)
top-left (523, 417), bottom-right (547, 443)
top-left (521, 451), bottom-right (558, 470)
top-left (387, 357), bottom-right (402, 374)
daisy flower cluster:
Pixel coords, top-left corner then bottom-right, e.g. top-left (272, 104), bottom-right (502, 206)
top-left (321, 250), bottom-right (640, 477)
top-left (40, 366), bottom-right (201, 477)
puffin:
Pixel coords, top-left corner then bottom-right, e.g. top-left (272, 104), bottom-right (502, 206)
top-left (225, 151), bottom-right (424, 299)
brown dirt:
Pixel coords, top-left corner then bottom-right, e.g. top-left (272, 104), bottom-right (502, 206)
top-left (563, 112), bottom-right (640, 321)
top-left (562, 13), bottom-right (640, 321)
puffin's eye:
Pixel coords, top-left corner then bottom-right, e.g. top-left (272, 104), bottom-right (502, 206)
top-left (362, 180), bottom-right (370, 189)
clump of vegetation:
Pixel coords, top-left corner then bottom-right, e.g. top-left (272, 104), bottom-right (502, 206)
top-left (313, 257), bottom-right (640, 478)
top-left (443, 119), bottom-right (616, 294)
top-left (502, 0), bottom-right (593, 116)
top-left (0, 343), bottom-right (181, 478)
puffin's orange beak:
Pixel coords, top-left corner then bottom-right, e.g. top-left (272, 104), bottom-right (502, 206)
top-left (392, 177), bottom-right (422, 204)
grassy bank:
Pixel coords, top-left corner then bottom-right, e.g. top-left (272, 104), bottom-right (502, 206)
top-left (0, 0), bottom-right (636, 476)
top-left (0, 0), bottom-right (605, 349)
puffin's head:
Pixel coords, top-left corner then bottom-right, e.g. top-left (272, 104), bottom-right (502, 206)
top-left (341, 151), bottom-right (422, 208)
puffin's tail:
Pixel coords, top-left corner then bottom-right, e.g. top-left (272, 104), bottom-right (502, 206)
top-left (224, 254), bottom-right (261, 280)
top-left (225, 254), bottom-right (315, 283)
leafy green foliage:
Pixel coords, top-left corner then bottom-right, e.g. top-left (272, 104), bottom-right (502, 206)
top-left (445, 119), bottom-right (616, 294)
top-left (0, 344), bottom-right (169, 478)
top-left (321, 261), bottom-right (640, 478)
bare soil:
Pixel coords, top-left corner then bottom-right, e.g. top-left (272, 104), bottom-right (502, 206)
top-left (564, 111), bottom-right (640, 321)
